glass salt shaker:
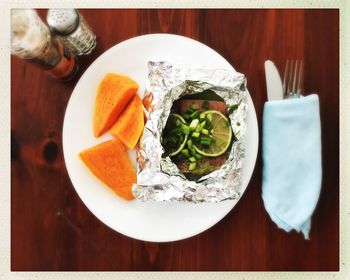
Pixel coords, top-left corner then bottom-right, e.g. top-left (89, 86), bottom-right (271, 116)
top-left (11, 9), bottom-right (78, 81)
top-left (47, 9), bottom-right (96, 55)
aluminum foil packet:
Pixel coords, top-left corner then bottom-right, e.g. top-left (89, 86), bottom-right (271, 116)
top-left (133, 61), bottom-right (248, 202)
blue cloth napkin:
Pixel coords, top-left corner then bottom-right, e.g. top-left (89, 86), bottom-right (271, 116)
top-left (262, 94), bottom-right (322, 239)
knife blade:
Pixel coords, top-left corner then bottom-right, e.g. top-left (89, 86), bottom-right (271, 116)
top-left (264, 60), bottom-right (283, 101)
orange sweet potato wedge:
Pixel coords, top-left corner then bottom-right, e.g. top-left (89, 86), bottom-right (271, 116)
top-left (79, 139), bottom-right (136, 200)
top-left (93, 73), bottom-right (139, 137)
top-left (109, 95), bottom-right (144, 149)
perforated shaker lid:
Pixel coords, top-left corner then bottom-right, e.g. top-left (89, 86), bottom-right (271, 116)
top-left (47, 9), bottom-right (79, 35)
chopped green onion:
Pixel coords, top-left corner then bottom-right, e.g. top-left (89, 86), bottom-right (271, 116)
top-left (202, 100), bottom-right (210, 110)
top-left (202, 128), bottom-right (209, 135)
top-left (201, 135), bottom-right (212, 142)
top-left (200, 112), bottom-right (206, 120)
top-left (189, 119), bottom-right (199, 131)
top-left (205, 119), bottom-right (212, 129)
top-left (193, 153), bottom-right (202, 160)
top-left (181, 149), bottom-right (190, 157)
top-left (186, 107), bottom-right (194, 114)
top-left (201, 140), bottom-right (211, 147)
top-left (190, 103), bottom-right (199, 110)
top-left (190, 110), bottom-right (200, 119)
top-left (206, 113), bottom-right (213, 122)
top-left (183, 113), bottom-right (190, 121)
top-left (189, 147), bottom-right (197, 156)
top-left (200, 135), bottom-right (212, 146)
top-left (200, 120), bottom-right (206, 128)
top-left (181, 124), bottom-right (190, 135)
top-left (192, 132), bottom-right (200, 138)
top-left (187, 139), bottom-right (193, 148)
top-left (188, 162), bottom-right (197, 171)
top-left (189, 156), bottom-right (197, 163)
top-left (195, 124), bottom-right (202, 133)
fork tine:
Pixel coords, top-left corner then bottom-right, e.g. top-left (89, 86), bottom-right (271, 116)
top-left (296, 60), bottom-right (303, 96)
top-left (287, 60), bottom-right (295, 98)
top-left (292, 60), bottom-right (299, 95)
top-left (282, 59), bottom-right (303, 99)
top-left (282, 60), bottom-right (290, 98)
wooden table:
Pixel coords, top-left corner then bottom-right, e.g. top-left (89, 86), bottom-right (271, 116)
top-left (11, 9), bottom-right (339, 271)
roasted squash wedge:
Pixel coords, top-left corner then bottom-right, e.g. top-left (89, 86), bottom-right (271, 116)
top-left (109, 95), bottom-right (144, 149)
top-left (93, 73), bottom-right (138, 137)
top-left (79, 139), bottom-right (136, 200)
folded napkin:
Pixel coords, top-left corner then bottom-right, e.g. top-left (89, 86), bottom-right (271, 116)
top-left (262, 94), bottom-right (322, 239)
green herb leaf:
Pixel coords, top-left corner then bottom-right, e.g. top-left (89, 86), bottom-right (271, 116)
top-left (227, 100), bottom-right (241, 114)
top-left (227, 104), bottom-right (238, 114)
top-left (202, 100), bottom-right (210, 110)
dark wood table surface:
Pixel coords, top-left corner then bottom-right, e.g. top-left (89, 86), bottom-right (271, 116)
top-left (11, 9), bottom-right (339, 271)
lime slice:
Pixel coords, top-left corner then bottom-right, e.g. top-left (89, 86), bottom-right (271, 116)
top-left (193, 110), bottom-right (232, 157)
top-left (162, 113), bottom-right (188, 157)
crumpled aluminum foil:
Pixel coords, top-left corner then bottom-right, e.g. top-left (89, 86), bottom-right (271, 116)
top-left (133, 61), bottom-right (248, 202)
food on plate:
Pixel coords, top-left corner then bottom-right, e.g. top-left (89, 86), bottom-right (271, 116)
top-left (192, 110), bottom-right (232, 157)
top-left (79, 139), bottom-right (136, 200)
top-left (109, 95), bottom-right (144, 149)
top-left (93, 73), bottom-right (139, 137)
top-left (162, 92), bottom-right (234, 180)
top-left (80, 73), bottom-right (144, 201)
top-left (161, 113), bottom-right (189, 157)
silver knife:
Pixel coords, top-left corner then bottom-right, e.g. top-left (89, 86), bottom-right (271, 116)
top-left (264, 60), bottom-right (283, 101)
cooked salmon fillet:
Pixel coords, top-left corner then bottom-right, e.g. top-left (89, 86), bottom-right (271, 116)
top-left (173, 99), bottom-right (227, 115)
top-left (170, 99), bottom-right (230, 179)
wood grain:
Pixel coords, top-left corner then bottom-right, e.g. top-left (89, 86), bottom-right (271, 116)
top-left (11, 9), bottom-right (339, 271)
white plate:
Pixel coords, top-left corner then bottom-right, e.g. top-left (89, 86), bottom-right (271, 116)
top-left (63, 34), bottom-right (259, 242)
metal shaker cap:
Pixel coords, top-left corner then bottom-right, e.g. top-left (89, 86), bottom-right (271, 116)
top-left (47, 9), bottom-right (79, 35)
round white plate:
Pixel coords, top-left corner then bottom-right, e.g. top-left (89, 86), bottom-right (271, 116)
top-left (63, 34), bottom-right (258, 242)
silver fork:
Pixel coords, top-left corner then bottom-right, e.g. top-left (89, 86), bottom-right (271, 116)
top-left (282, 60), bottom-right (303, 99)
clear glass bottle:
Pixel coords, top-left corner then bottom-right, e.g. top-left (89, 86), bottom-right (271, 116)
top-left (11, 9), bottom-right (78, 81)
